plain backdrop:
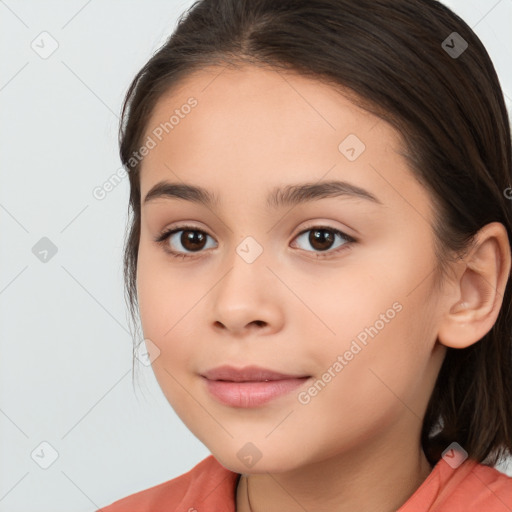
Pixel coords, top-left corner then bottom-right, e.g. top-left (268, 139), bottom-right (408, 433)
top-left (1, 1), bottom-right (511, 510)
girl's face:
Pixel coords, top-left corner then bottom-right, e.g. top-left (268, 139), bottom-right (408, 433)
top-left (136, 64), bottom-right (449, 474)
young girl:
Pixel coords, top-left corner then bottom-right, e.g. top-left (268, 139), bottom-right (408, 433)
top-left (98, 0), bottom-right (512, 510)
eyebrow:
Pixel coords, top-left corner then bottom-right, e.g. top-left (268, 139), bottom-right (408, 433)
top-left (143, 179), bottom-right (382, 209)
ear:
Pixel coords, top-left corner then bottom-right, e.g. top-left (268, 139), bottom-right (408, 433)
top-left (437, 222), bottom-right (511, 349)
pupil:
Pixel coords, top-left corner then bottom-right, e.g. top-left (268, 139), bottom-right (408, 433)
top-left (182, 230), bottom-right (205, 251)
top-left (310, 229), bottom-right (333, 251)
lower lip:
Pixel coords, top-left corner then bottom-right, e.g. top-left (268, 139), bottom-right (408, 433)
top-left (202, 376), bottom-right (311, 408)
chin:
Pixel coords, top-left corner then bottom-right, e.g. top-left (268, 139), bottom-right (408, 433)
top-left (211, 444), bottom-right (306, 475)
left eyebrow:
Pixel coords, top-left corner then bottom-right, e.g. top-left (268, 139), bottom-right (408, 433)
top-left (267, 180), bottom-right (382, 209)
top-left (142, 179), bottom-right (383, 209)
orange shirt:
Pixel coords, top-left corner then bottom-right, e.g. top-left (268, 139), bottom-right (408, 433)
top-left (97, 454), bottom-right (512, 511)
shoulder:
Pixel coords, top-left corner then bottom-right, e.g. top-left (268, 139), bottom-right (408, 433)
top-left (400, 457), bottom-right (512, 511)
top-left (451, 460), bottom-right (512, 511)
top-left (97, 455), bottom-right (240, 512)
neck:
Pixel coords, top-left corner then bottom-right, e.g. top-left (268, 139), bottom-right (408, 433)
top-left (236, 435), bottom-right (433, 512)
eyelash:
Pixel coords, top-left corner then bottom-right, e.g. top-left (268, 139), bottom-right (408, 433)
top-left (154, 223), bottom-right (357, 260)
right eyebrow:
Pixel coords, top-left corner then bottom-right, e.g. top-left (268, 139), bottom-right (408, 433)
top-left (143, 181), bottom-right (219, 208)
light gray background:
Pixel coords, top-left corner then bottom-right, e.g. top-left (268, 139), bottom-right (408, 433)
top-left (1, 1), bottom-right (511, 511)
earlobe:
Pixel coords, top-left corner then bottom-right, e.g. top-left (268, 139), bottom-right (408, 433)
top-left (437, 222), bottom-right (511, 350)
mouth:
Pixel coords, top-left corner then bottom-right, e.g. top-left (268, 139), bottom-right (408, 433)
top-left (199, 365), bottom-right (312, 408)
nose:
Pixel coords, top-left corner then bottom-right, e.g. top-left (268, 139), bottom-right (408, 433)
top-left (210, 245), bottom-right (284, 336)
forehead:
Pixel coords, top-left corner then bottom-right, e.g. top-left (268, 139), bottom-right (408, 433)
top-left (144, 63), bottom-right (382, 139)
top-left (138, 64), bottom-right (420, 213)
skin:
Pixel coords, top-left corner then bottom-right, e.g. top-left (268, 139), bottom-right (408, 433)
top-left (135, 64), bottom-right (511, 512)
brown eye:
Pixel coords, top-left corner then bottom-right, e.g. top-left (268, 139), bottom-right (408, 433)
top-left (179, 230), bottom-right (208, 252)
top-left (155, 225), bottom-right (216, 258)
top-left (292, 226), bottom-right (355, 257)
top-left (155, 224), bottom-right (356, 260)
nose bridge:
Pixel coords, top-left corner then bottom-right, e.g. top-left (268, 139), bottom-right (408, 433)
top-left (211, 233), bottom-right (281, 332)
top-left (220, 233), bottom-right (269, 301)
top-left (235, 234), bottom-right (266, 266)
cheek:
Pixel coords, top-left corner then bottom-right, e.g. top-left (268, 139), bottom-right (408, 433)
top-left (291, 300), bottom-right (435, 454)
top-left (136, 253), bottom-right (203, 420)
top-left (137, 242), bottom-right (195, 334)
top-left (305, 246), bottom-right (438, 389)
top-left (136, 248), bottom-right (202, 379)
top-left (337, 281), bottom-right (437, 440)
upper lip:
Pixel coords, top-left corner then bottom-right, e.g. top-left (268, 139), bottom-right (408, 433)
top-left (200, 365), bottom-right (310, 382)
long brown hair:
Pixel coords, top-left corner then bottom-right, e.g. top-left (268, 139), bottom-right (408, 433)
top-left (118, 0), bottom-right (512, 468)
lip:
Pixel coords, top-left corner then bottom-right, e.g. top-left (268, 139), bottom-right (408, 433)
top-left (200, 365), bottom-right (311, 408)
top-left (200, 364), bottom-right (309, 382)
